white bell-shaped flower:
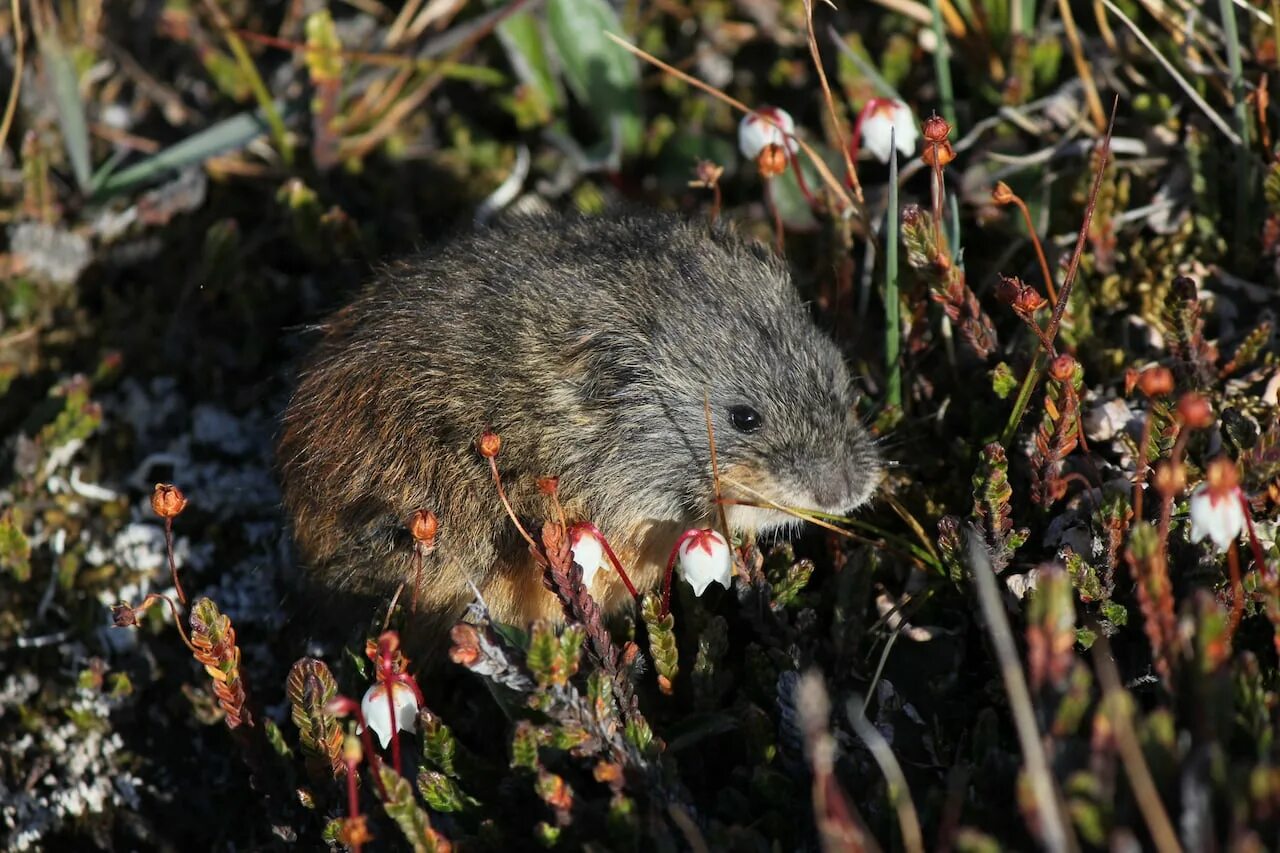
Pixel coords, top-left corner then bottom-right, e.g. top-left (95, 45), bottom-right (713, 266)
top-left (1188, 461), bottom-right (1248, 552)
top-left (677, 528), bottom-right (732, 596)
top-left (360, 680), bottom-right (418, 749)
top-left (858, 99), bottom-right (918, 163)
top-left (738, 107), bottom-right (798, 161)
top-left (569, 524), bottom-right (606, 588)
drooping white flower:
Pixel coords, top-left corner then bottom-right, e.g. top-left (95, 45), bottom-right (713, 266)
top-left (1188, 459), bottom-right (1247, 552)
top-left (569, 524), bottom-right (605, 588)
top-left (676, 528), bottom-right (732, 596)
top-left (857, 98), bottom-right (918, 163)
top-left (360, 681), bottom-right (419, 749)
top-left (738, 107), bottom-right (798, 161)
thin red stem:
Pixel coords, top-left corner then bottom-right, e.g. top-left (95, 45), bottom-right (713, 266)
top-left (660, 530), bottom-right (699, 617)
top-left (344, 755), bottom-right (362, 853)
top-left (330, 696), bottom-right (390, 799)
top-left (784, 144), bottom-right (820, 212)
top-left (410, 545), bottom-right (423, 614)
top-left (1227, 541), bottom-right (1244, 645)
top-left (486, 456), bottom-right (539, 550)
top-left (164, 518), bottom-right (186, 606)
top-left (1242, 495), bottom-right (1273, 581)
top-left (574, 521), bottom-right (638, 598)
top-left (1012, 195), bottom-right (1057, 305)
top-left (134, 593), bottom-right (199, 654)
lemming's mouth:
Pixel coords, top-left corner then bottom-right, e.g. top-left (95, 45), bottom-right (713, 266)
top-left (716, 467), bottom-right (879, 536)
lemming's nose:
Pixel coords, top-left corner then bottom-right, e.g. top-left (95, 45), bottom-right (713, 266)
top-left (812, 465), bottom-right (858, 510)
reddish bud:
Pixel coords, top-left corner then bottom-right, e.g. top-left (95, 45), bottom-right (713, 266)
top-left (111, 603), bottom-right (139, 628)
top-left (538, 476), bottom-right (560, 496)
top-left (1049, 355), bottom-right (1078, 383)
top-left (151, 483), bottom-right (188, 519)
top-left (476, 430), bottom-right (501, 458)
top-left (410, 509), bottom-right (438, 545)
top-left (1205, 456), bottom-right (1240, 493)
top-left (1153, 461), bottom-right (1187, 497)
top-left (757, 144), bottom-right (788, 179)
top-left (339, 816), bottom-right (372, 848)
top-left (449, 623), bottom-right (481, 667)
top-left (992, 181), bottom-right (1015, 205)
top-left (922, 113), bottom-right (951, 143)
top-left (1013, 285), bottom-right (1047, 315)
top-left (1136, 367), bottom-right (1174, 398)
top-left (921, 140), bottom-right (956, 168)
top-left (689, 159), bottom-right (724, 189)
top-left (995, 274), bottom-right (1023, 306)
top-left (1176, 393), bottom-right (1214, 428)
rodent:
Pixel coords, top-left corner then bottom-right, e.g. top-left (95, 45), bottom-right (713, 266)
top-left (277, 211), bottom-right (881, 650)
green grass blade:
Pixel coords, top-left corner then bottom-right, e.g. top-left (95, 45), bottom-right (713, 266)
top-left (885, 130), bottom-right (902, 408)
top-left (39, 29), bottom-right (92, 192)
top-left (94, 108), bottom-right (278, 198)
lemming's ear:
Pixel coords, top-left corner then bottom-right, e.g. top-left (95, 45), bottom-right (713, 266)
top-left (559, 327), bottom-right (647, 404)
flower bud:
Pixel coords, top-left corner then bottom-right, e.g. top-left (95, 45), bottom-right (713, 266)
top-left (1152, 461), bottom-right (1187, 498)
top-left (1136, 367), bottom-right (1174, 398)
top-left (151, 483), bottom-right (188, 519)
top-left (409, 509), bottom-right (438, 545)
top-left (922, 113), bottom-right (952, 144)
top-left (1176, 393), bottom-right (1214, 428)
top-left (476, 429), bottom-right (501, 458)
top-left (689, 159), bottom-right (724, 189)
top-left (111, 603), bottom-right (139, 628)
top-left (921, 140), bottom-right (956, 167)
top-left (992, 181), bottom-right (1015, 205)
top-left (1049, 355), bottom-right (1078, 383)
top-left (756, 144), bottom-right (788, 179)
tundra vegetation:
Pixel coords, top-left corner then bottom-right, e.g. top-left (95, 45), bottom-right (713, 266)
top-left (1, 0), bottom-right (1279, 850)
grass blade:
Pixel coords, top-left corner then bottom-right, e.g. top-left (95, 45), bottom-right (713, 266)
top-left (94, 108), bottom-right (278, 198)
top-left (38, 26), bottom-right (91, 192)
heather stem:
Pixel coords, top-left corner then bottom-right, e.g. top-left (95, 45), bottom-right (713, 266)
top-left (164, 517), bottom-right (186, 606)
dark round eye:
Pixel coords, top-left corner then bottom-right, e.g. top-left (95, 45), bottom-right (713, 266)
top-left (728, 405), bottom-right (763, 433)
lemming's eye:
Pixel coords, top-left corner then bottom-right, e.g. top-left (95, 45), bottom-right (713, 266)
top-left (728, 405), bottom-right (764, 433)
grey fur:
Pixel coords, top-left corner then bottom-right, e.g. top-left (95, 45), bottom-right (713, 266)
top-left (277, 211), bottom-right (880, 644)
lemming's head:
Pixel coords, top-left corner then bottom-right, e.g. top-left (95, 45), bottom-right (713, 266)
top-left (578, 217), bottom-right (882, 531)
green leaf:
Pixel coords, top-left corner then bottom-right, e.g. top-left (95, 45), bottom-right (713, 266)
top-left (286, 658), bottom-right (343, 782)
top-left (545, 0), bottom-right (642, 154)
top-left (496, 11), bottom-right (563, 113)
top-left (95, 108), bottom-right (281, 198)
top-left (378, 765), bottom-right (448, 853)
top-left (0, 509), bottom-right (32, 583)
